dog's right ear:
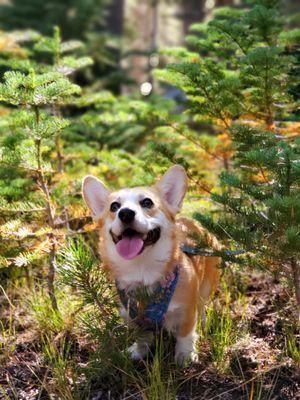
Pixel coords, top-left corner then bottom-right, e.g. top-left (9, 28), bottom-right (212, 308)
top-left (155, 165), bottom-right (187, 214)
top-left (82, 175), bottom-right (110, 221)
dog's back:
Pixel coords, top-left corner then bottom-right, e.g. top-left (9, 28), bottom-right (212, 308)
top-left (177, 217), bottom-right (221, 301)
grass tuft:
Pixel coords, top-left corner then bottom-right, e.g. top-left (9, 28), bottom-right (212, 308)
top-left (284, 323), bottom-right (300, 366)
top-left (199, 279), bottom-right (248, 370)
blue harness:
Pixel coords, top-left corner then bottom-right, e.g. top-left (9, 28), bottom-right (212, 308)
top-left (116, 265), bottom-right (180, 330)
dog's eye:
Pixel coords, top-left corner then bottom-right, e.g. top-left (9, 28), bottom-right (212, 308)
top-left (110, 202), bottom-right (121, 212)
top-left (140, 198), bottom-right (154, 209)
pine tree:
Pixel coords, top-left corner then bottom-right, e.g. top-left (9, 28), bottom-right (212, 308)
top-left (156, 0), bottom-right (300, 314)
top-left (0, 28), bottom-right (93, 308)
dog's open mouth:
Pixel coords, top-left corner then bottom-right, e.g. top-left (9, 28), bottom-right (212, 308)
top-left (110, 227), bottom-right (161, 260)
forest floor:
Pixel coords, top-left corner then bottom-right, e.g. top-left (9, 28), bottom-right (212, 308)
top-left (0, 272), bottom-right (299, 400)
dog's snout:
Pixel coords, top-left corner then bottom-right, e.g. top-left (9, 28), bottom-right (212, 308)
top-left (118, 208), bottom-right (135, 224)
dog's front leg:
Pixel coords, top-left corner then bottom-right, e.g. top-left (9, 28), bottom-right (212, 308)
top-left (175, 313), bottom-right (198, 365)
top-left (128, 331), bottom-right (153, 360)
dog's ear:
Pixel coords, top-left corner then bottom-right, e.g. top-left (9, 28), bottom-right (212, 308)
top-left (82, 175), bottom-right (110, 221)
top-left (155, 165), bottom-right (187, 214)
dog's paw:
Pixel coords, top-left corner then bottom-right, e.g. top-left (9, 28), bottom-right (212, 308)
top-left (128, 342), bottom-right (148, 360)
top-left (175, 331), bottom-right (199, 366)
top-left (174, 350), bottom-right (199, 366)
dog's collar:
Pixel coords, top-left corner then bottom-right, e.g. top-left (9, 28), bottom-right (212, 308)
top-left (115, 265), bottom-right (180, 330)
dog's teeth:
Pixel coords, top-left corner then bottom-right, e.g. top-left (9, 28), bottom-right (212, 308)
top-left (142, 233), bottom-right (147, 240)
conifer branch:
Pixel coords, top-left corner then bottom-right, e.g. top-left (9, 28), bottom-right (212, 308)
top-left (169, 123), bottom-right (224, 162)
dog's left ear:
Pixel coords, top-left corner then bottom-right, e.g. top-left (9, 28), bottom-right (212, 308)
top-left (155, 165), bottom-right (188, 214)
top-left (82, 175), bottom-right (110, 221)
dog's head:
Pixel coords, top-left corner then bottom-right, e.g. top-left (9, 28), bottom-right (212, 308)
top-left (82, 165), bottom-right (187, 269)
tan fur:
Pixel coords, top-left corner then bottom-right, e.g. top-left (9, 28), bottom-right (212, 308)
top-left (169, 218), bottom-right (221, 337)
top-left (82, 166), bottom-right (221, 363)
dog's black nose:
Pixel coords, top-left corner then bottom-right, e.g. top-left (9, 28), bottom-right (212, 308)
top-left (118, 208), bottom-right (135, 224)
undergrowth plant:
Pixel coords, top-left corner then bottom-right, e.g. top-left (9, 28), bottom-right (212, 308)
top-left (204, 284), bottom-right (234, 368)
top-left (58, 239), bottom-right (183, 398)
top-left (283, 323), bottom-right (300, 365)
top-left (0, 308), bottom-right (15, 364)
top-left (41, 335), bottom-right (79, 400)
top-left (197, 278), bottom-right (248, 370)
top-left (58, 238), bottom-right (128, 372)
top-left (28, 288), bottom-right (75, 335)
top-left (144, 345), bottom-right (177, 400)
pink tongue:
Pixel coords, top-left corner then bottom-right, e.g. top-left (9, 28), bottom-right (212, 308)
top-left (116, 236), bottom-right (144, 260)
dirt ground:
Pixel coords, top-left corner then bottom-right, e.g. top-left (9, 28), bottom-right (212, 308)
top-left (0, 273), bottom-right (299, 400)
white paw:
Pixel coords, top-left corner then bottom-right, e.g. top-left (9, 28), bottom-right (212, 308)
top-left (175, 350), bottom-right (198, 365)
top-left (128, 342), bottom-right (149, 360)
top-left (175, 330), bottom-right (199, 365)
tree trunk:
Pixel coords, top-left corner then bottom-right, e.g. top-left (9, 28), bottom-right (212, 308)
top-left (216, 0), bottom-right (234, 5)
top-left (180, 0), bottom-right (205, 36)
top-left (106, 0), bottom-right (124, 36)
top-left (48, 234), bottom-right (59, 311)
top-left (106, 0), bottom-right (125, 93)
top-left (291, 257), bottom-right (300, 321)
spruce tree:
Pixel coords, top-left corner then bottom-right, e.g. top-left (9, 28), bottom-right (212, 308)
top-left (0, 28), bottom-right (92, 308)
top-left (156, 0), bottom-right (300, 314)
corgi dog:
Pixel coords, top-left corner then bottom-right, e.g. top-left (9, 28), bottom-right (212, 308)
top-left (82, 165), bottom-right (221, 364)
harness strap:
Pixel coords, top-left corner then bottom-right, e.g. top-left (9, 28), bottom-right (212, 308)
top-left (116, 265), bottom-right (180, 330)
top-left (181, 244), bottom-right (245, 257)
